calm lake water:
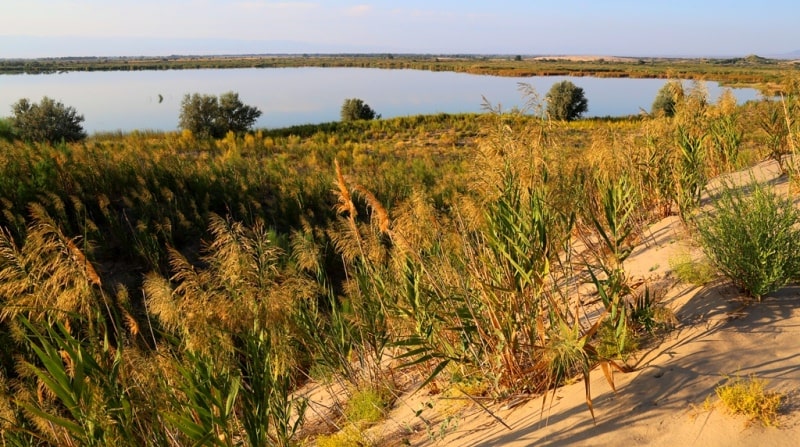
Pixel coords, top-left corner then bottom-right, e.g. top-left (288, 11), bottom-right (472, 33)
top-left (0, 67), bottom-right (763, 133)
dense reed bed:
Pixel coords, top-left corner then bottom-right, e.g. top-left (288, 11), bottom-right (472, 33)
top-left (0, 78), bottom-right (797, 445)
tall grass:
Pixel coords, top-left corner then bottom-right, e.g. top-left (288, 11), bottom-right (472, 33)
top-left (0, 79), bottom-right (796, 443)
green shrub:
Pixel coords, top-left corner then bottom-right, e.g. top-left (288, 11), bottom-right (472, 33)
top-left (10, 97), bottom-right (86, 143)
top-left (696, 180), bottom-right (800, 300)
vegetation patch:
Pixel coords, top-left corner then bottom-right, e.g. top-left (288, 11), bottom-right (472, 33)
top-left (345, 387), bottom-right (392, 425)
top-left (696, 179), bottom-right (800, 300)
top-left (316, 425), bottom-right (374, 447)
top-left (668, 251), bottom-right (717, 286)
top-left (713, 375), bottom-right (784, 426)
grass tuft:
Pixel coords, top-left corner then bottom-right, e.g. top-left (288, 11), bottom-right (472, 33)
top-left (668, 252), bottom-right (716, 286)
top-left (345, 387), bottom-right (391, 425)
top-left (714, 375), bottom-right (783, 427)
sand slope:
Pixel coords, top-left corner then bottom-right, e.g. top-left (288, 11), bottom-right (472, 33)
top-left (410, 159), bottom-right (800, 446)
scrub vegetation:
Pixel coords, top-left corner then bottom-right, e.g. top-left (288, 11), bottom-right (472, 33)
top-left (0, 72), bottom-right (798, 445)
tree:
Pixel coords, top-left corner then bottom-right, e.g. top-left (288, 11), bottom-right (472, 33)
top-left (10, 97), bottom-right (86, 143)
top-left (179, 91), bottom-right (262, 138)
top-left (218, 92), bottom-right (263, 134)
top-left (340, 98), bottom-right (379, 122)
top-left (651, 81), bottom-right (681, 117)
top-left (545, 81), bottom-right (588, 121)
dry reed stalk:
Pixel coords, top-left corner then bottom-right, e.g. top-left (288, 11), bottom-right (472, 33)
top-left (65, 238), bottom-right (101, 287)
top-left (123, 310), bottom-right (140, 337)
top-left (353, 185), bottom-right (390, 235)
top-left (333, 160), bottom-right (357, 219)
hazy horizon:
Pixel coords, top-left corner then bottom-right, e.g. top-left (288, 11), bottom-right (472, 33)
top-left (2, 1), bottom-right (799, 59)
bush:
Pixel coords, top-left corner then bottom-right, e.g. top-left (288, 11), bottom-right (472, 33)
top-left (179, 91), bottom-right (262, 138)
top-left (340, 98), bottom-right (379, 122)
top-left (10, 97), bottom-right (86, 143)
top-left (651, 81), bottom-right (681, 117)
top-left (545, 80), bottom-right (588, 121)
top-left (696, 180), bottom-right (800, 300)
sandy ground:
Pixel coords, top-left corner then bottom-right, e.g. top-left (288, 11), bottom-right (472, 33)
top-left (301, 159), bottom-right (800, 446)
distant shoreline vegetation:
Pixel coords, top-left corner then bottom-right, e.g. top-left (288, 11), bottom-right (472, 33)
top-left (1, 54), bottom-right (797, 92)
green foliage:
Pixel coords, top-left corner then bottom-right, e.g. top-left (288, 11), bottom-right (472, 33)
top-left (237, 323), bottom-right (308, 447)
top-left (696, 179), bottom-right (800, 299)
top-left (669, 252), bottom-right (716, 285)
top-left (345, 387), bottom-right (390, 425)
top-left (340, 98), bottom-right (379, 122)
top-left (545, 80), bottom-right (588, 121)
top-left (0, 117), bottom-right (15, 141)
top-left (165, 351), bottom-right (240, 446)
top-left (714, 375), bottom-right (783, 426)
top-left (596, 319), bottom-right (639, 360)
top-left (651, 81), bottom-right (680, 117)
top-left (675, 124), bottom-right (708, 219)
top-left (10, 316), bottom-right (139, 446)
top-left (179, 91), bottom-right (262, 138)
top-left (10, 96), bottom-right (86, 143)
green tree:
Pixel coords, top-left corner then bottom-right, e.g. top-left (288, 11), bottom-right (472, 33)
top-left (545, 81), bottom-right (588, 121)
top-left (340, 98), bottom-right (379, 122)
top-left (218, 92), bottom-right (264, 134)
top-left (179, 91), bottom-right (262, 138)
top-left (10, 97), bottom-right (86, 143)
top-left (651, 81), bottom-right (681, 117)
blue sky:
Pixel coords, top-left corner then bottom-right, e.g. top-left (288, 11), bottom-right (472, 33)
top-left (1, 0), bottom-right (798, 58)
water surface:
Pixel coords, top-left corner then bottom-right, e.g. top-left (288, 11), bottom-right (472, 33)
top-left (0, 68), bottom-right (763, 133)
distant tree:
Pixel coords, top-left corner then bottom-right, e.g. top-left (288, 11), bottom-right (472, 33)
top-left (179, 93), bottom-right (220, 138)
top-left (651, 81), bottom-right (681, 117)
top-left (179, 91), bottom-right (262, 138)
top-left (514, 55), bottom-right (523, 61)
top-left (340, 98), bottom-right (379, 122)
top-left (10, 97), bottom-right (86, 143)
top-left (217, 92), bottom-right (263, 134)
top-left (545, 81), bottom-right (588, 121)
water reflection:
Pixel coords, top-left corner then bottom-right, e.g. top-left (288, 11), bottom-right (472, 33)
top-left (0, 68), bottom-right (763, 133)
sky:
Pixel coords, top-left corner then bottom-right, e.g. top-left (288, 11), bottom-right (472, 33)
top-left (1, 0), bottom-right (799, 58)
